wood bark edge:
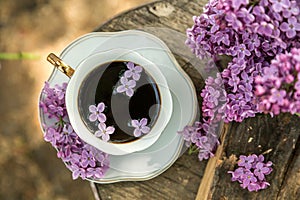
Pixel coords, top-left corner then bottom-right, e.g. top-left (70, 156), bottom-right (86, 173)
top-left (196, 123), bottom-right (230, 200)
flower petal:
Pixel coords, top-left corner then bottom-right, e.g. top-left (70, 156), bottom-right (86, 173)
top-left (98, 122), bottom-right (107, 131)
top-left (97, 113), bottom-right (107, 123)
top-left (126, 88), bottom-right (134, 97)
top-left (89, 114), bottom-right (97, 122)
top-left (141, 126), bottom-right (150, 134)
top-left (102, 134), bottom-right (110, 142)
top-left (131, 119), bottom-right (139, 127)
top-left (140, 118), bottom-right (148, 126)
top-left (89, 105), bottom-right (97, 112)
top-left (116, 85), bottom-right (126, 93)
top-left (97, 102), bottom-right (105, 112)
top-left (133, 129), bottom-right (142, 137)
top-left (106, 126), bottom-right (115, 134)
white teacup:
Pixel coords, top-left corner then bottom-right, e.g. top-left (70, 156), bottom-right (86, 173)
top-left (47, 49), bottom-right (173, 155)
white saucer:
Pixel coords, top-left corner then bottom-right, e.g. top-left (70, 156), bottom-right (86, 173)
top-left (39, 30), bottom-right (198, 183)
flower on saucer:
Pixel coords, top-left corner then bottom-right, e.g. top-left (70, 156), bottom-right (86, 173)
top-left (124, 62), bottom-right (143, 81)
top-left (95, 123), bottom-right (115, 142)
top-left (131, 118), bottom-right (150, 137)
top-left (116, 77), bottom-right (136, 97)
top-left (89, 102), bottom-right (106, 123)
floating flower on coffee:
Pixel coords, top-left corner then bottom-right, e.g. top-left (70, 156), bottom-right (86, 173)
top-left (116, 76), bottom-right (136, 97)
top-left (88, 102), bottom-right (106, 123)
top-left (124, 61), bottom-right (143, 81)
top-left (95, 123), bottom-right (115, 142)
top-left (131, 118), bottom-right (150, 137)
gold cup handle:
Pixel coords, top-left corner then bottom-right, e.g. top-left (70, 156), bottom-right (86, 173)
top-left (47, 53), bottom-right (75, 78)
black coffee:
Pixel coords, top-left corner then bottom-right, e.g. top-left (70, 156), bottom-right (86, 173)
top-left (78, 61), bottom-right (161, 143)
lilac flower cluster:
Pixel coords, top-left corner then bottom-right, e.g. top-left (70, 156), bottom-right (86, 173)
top-left (228, 154), bottom-right (273, 192)
top-left (131, 118), bottom-right (150, 137)
top-left (178, 121), bottom-right (219, 161)
top-left (116, 62), bottom-right (143, 97)
top-left (255, 48), bottom-right (300, 115)
top-left (186, 0), bottom-right (300, 123)
top-left (40, 82), bottom-right (110, 180)
top-left (178, 73), bottom-right (225, 160)
top-left (182, 0), bottom-right (300, 162)
top-left (88, 102), bottom-right (115, 142)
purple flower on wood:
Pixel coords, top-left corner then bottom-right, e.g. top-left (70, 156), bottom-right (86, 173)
top-left (95, 123), bottom-right (115, 142)
top-left (124, 62), bottom-right (143, 81)
top-left (116, 77), bottom-right (136, 97)
top-left (89, 102), bottom-right (106, 123)
top-left (238, 155), bottom-right (255, 169)
top-left (254, 162), bottom-right (271, 181)
top-left (280, 17), bottom-right (300, 38)
top-left (228, 154), bottom-right (273, 192)
top-left (131, 118), bottom-right (150, 137)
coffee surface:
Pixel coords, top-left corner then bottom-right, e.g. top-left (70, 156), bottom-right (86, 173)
top-left (78, 61), bottom-right (161, 143)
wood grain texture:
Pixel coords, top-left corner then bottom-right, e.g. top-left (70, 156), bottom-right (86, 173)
top-left (93, 0), bottom-right (300, 199)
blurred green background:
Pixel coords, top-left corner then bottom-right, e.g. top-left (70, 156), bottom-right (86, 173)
top-left (0, 0), bottom-right (154, 199)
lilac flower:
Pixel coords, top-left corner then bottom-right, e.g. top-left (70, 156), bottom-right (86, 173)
top-left (86, 167), bottom-right (106, 179)
top-left (232, 0), bottom-right (249, 10)
top-left (269, 89), bottom-right (286, 105)
top-left (270, 0), bottom-right (290, 12)
top-left (228, 154), bottom-right (273, 192)
top-left (41, 82), bottom-right (110, 180)
top-left (280, 17), bottom-right (300, 38)
top-left (282, 1), bottom-right (300, 18)
top-left (124, 62), bottom-right (143, 81)
top-left (81, 150), bottom-right (96, 168)
top-left (89, 102), bottom-right (106, 123)
top-left (238, 155), bottom-right (255, 169)
top-left (44, 127), bottom-right (60, 146)
top-left (256, 21), bottom-right (274, 36)
top-left (131, 118), bottom-right (150, 137)
top-left (95, 123), bottom-right (115, 142)
top-left (254, 162), bottom-right (271, 181)
top-left (116, 77), bottom-right (136, 97)
top-left (69, 163), bottom-right (86, 180)
top-left (241, 171), bottom-right (257, 188)
top-left (58, 124), bottom-right (76, 144)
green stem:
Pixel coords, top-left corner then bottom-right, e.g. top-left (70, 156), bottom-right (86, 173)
top-left (188, 144), bottom-right (199, 155)
top-left (0, 52), bottom-right (40, 60)
top-left (296, 113), bottom-right (300, 117)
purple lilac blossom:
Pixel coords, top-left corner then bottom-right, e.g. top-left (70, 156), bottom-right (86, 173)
top-left (124, 62), bottom-right (143, 81)
top-left (116, 76), bottom-right (136, 97)
top-left (41, 82), bottom-right (110, 180)
top-left (255, 48), bottom-right (300, 115)
top-left (184, 0), bottom-right (300, 162)
top-left (228, 154), bottom-right (273, 192)
top-left (131, 118), bottom-right (150, 137)
top-left (280, 17), bottom-right (300, 38)
top-left (94, 123), bottom-right (115, 142)
top-left (88, 102), bottom-right (106, 123)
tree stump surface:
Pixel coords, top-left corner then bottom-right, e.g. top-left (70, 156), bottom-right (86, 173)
top-left (93, 0), bottom-right (300, 199)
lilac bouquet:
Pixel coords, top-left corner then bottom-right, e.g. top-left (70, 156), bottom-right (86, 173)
top-left (40, 82), bottom-right (110, 180)
top-left (179, 0), bottom-right (300, 191)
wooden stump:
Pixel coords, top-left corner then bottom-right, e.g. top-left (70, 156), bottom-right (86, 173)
top-left (93, 0), bottom-right (300, 199)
